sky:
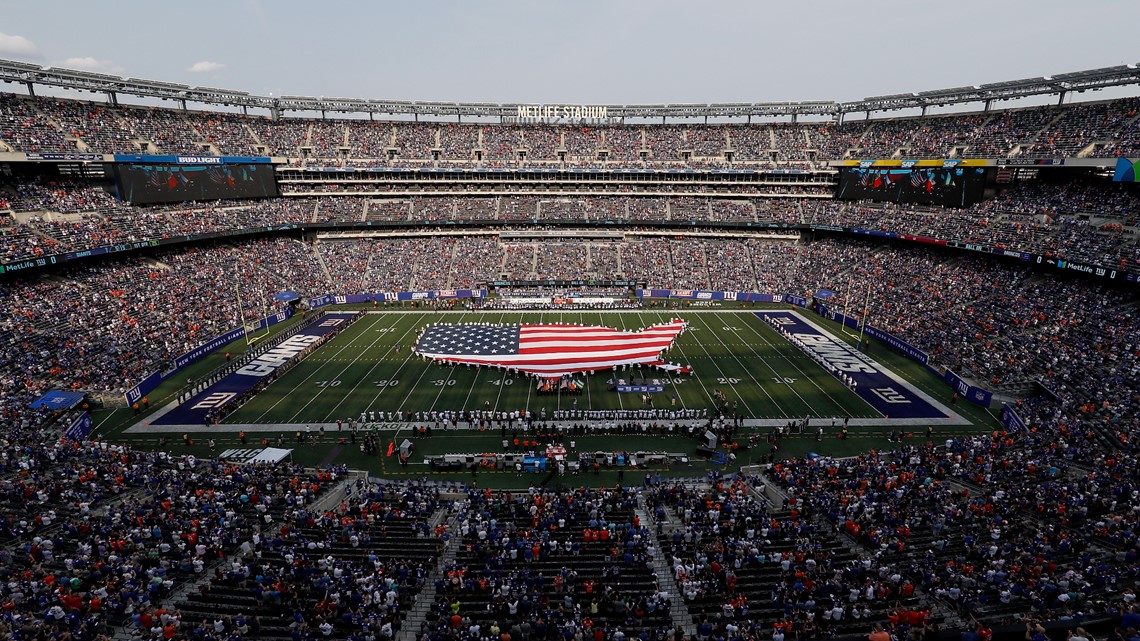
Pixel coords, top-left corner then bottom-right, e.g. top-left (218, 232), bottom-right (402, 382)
top-left (1, 0), bottom-right (1139, 108)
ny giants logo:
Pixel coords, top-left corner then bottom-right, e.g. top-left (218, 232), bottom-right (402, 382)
top-left (192, 392), bottom-right (237, 410)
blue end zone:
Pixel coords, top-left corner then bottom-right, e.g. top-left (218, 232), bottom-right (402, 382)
top-left (756, 311), bottom-right (949, 419)
top-left (152, 313), bottom-right (358, 426)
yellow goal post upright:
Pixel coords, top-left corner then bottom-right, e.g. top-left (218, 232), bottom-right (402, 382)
top-left (234, 267), bottom-right (272, 350)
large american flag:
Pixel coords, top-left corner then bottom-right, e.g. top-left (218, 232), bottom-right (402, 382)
top-left (414, 320), bottom-right (688, 378)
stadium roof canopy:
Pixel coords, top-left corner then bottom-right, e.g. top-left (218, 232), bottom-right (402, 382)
top-left (2, 58), bottom-right (1138, 120)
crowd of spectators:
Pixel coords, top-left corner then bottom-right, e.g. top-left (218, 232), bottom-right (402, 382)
top-left (602, 126), bottom-right (645, 162)
top-left (0, 238), bottom-right (330, 394)
top-left (392, 123), bottom-right (439, 161)
top-left (2, 176), bottom-right (122, 213)
top-left (0, 394), bottom-right (380, 641)
top-left (186, 111), bottom-right (262, 156)
top-left (248, 119), bottom-right (309, 158)
top-left (4, 227), bottom-right (1134, 436)
top-left (313, 196), bottom-right (366, 223)
top-left (365, 200), bottom-right (412, 223)
top-left (0, 232), bottom-right (1136, 641)
top-left (317, 236), bottom-right (492, 293)
top-left (419, 486), bottom-right (676, 641)
top-left (532, 243), bottom-right (589, 279)
top-left (767, 425), bottom-right (1140, 628)
top-left (10, 91), bottom-right (1140, 166)
top-left (8, 71), bottom-right (1140, 641)
top-left (307, 120), bottom-right (348, 157)
top-left (648, 477), bottom-right (931, 638)
top-left (348, 121), bottom-right (397, 159)
top-left (797, 178), bottom-right (1140, 271)
top-left (562, 127), bottom-right (602, 160)
top-left (502, 244), bottom-right (535, 280)
top-left (176, 479), bottom-right (444, 641)
top-left (480, 125), bottom-right (523, 162)
top-left (727, 125), bottom-right (775, 161)
top-left (0, 182), bottom-right (1058, 279)
top-left (0, 93), bottom-right (80, 153)
top-left (687, 128), bottom-right (728, 159)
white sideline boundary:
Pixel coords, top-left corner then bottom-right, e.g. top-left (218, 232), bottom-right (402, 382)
top-left (129, 410), bottom-right (975, 431)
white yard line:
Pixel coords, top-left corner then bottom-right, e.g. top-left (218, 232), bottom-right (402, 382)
top-left (356, 313), bottom-right (433, 416)
top-left (686, 313), bottom-right (787, 418)
top-left (319, 313), bottom-right (410, 422)
top-left (640, 310), bottom-right (716, 409)
top-left (637, 310), bottom-right (689, 410)
top-left (248, 315), bottom-right (382, 423)
top-left (488, 313), bottom-right (513, 413)
top-left (283, 316), bottom-right (405, 423)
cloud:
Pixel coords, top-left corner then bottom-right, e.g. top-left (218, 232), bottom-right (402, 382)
top-left (187, 61), bottom-right (225, 73)
top-left (60, 56), bottom-right (124, 75)
top-left (0, 32), bottom-right (41, 58)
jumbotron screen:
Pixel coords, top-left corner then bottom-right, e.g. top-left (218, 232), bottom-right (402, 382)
top-left (115, 163), bottom-right (278, 205)
top-left (837, 167), bottom-right (987, 207)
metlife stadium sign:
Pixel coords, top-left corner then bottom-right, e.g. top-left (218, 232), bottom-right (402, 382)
top-left (515, 104), bottom-right (610, 121)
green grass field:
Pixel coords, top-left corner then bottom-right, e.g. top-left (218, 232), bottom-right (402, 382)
top-left (226, 309), bottom-right (887, 424)
top-left (96, 305), bottom-right (999, 481)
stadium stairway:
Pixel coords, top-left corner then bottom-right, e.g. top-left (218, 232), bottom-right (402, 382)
top-left (243, 122), bottom-right (265, 151)
top-left (309, 474), bottom-right (359, 511)
top-left (742, 243), bottom-right (761, 292)
top-left (313, 241), bottom-right (336, 285)
top-left (637, 492), bottom-right (698, 637)
top-left (529, 243), bottom-right (538, 278)
top-left (696, 242), bottom-right (711, 285)
top-left (1008, 112), bottom-right (1066, 158)
top-left (26, 100), bottom-right (75, 150)
top-left (395, 505), bottom-right (462, 641)
top-left (443, 240), bottom-right (461, 288)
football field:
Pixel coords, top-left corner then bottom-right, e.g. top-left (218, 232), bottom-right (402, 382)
top-left (206, 308), bottom-right (954, 426)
